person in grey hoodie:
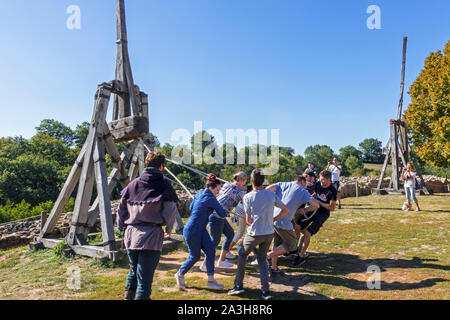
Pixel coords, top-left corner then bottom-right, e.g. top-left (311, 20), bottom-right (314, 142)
top-left (117, 151), bottom-right (179, 300)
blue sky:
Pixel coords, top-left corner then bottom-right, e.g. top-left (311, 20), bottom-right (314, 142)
top-left (0, 0), bottom-right (448, 156)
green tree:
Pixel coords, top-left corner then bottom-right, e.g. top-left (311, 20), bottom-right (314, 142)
top-left (35, 119), bottom-right (76, 147)
top-left (404, 41), bottom-right (449, 168)
top-left (344, 155), bottom-right (365, 176)
top-left (30, 133), bottom-right (76, 167)
top-left (339, 145), bottom-right (362, 164)
top-left (358, 138), bottom-right (383, 163)
top-left (304, 145), bottom-right (335, 171)
top-left (0, 136), bottom-right (31, 159)
top-left (74, 121), bottom-right (90, 148)
top-left (0, 154), bottom-right (61, 206)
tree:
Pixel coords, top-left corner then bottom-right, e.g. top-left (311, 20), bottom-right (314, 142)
top-left (0, 136), bottom-right (31, 159)
top-left (344, 155), bottom-right (365, 176)
top-left (0, 154), bottom-right (61, 206)
top-left (74, 121), bottom-right (90, 148)
top-left (304, 145), bottom-right (335, 171)
top-left (35, 119), bottom-right (76, 147)
top-left (339, 145), bottom-right (362, 163)
top-left (404, 41), bottom-right (449, 168)
top-left (30, 133), bottom-right (76, 167)
top-left (359, 138), bottom-right (383, 163)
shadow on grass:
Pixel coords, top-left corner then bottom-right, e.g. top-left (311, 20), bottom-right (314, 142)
top-left (277, 253), bottom-right (449, 291)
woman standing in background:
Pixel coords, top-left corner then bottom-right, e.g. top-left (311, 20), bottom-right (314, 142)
top-left (401, 163), bottom-right (421, 212)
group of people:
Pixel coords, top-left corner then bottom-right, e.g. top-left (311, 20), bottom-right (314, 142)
top-left (117, 151), bottom-right (339, 300)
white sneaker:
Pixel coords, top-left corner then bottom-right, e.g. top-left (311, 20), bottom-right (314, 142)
top-left (206, 280), bottom-right (224, 290)
top-left (217, 259), bottom-right (234, 268)
top-left (174, 272), bottom-right (185, 289)
top-left (199, 262), bottom-right (207, 272)
top-left (250, 259), bottom-right (259, 265)
top-left (225, 252), bottom-right (237, 259)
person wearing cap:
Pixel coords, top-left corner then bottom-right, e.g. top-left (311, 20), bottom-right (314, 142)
top-left (303, 170), bottom-right (317, 195)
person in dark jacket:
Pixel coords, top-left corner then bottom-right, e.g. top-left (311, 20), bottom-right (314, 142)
top-left (117, 151), bottom-right (179, 300)
top-left (175, 174), bottom-right (227, 290)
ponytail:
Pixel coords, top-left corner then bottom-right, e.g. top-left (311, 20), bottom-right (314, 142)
top-left (205, 173), bottom-right (221, 189)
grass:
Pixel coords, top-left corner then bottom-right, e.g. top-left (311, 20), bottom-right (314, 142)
top-left (0, 193), bottom-right (449, 300)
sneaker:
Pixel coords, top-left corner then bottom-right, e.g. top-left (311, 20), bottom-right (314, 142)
top-left (228, 285), bottom-right (245, 295)
top-left (292, 255), bottom-right (307, 267)
top-left (199, 262), bottom-right (207, 272)
top-left (226, 252), bottom-right (237, 259)
top-left (283, 249), bottom-right (298, 257)
top-left (270, 268), bottom-right (284, 278)
top-left (206, 280), bottom-right (224, 290)
top-left (261, 290), bottom-right (273, 300)
top-left (174, 272), bottom-right (185, 289)
top-left (338, 204), bottom-right (342, 209)
top-left (415, 208), bottom-right (421, 212)
top-left (250, 258), bottom-right (259, 265)
top-left (217, 259), bottom-right (234, 268)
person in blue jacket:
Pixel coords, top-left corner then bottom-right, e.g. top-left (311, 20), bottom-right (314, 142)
top-left (174, 174), bottom-right (227, 290)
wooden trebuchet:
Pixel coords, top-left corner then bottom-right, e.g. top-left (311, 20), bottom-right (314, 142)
top-left (372, 37), bottom-right (430, 195)
top-left (33, 0), bottom-right (161, 261)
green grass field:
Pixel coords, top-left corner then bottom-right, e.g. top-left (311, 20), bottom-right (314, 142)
top-left (0, 194), bottom-right (449, 300)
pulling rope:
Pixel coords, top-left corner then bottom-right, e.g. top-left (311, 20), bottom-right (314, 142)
top-left (125, 141), bottom-right (237, 217)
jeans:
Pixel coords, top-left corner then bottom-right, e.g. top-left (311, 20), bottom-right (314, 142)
top-left (405, 186), bottom-right (418, 203)
top-left (209, 216), bottom-right (234, 252)
top-left (126, 249), bottom-right (161, 300)
top-left (234, 233), bottom-right (274, 292)
top-left (179, 227), bottom-right (216, 276)
top-left (232, 215), bottom-right (247, 243)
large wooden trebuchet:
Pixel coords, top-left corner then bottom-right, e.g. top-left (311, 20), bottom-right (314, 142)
top-left (34, 0), bottom-right (158, 261)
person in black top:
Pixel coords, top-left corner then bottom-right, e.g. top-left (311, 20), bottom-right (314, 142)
top-left (293, 170), bottom-right (336, 266)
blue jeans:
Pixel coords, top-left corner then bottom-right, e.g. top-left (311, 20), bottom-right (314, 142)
top-left (405, 186), bottom-right (418, 203)
top-left (179, 227), bottom-right (215, 276)
top-left (126, 249), bottom-right (161, 300)
top-left (209, 216), bottom-right (234, 252)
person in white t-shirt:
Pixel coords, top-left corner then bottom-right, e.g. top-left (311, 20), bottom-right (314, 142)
top-left (327, 157), bottom-right (343, 209)
top-left (401, 163), bottom-right (421, 212)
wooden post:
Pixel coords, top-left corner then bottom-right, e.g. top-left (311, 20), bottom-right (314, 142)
top-left (396, 37), bottom-right (407, 120)
top-left (93, 132), bottom-right (116, 252)
top-left (40, 143), bottom-right (87, 236)
top-left (377, 143), bottom-right (391, 190)
top-left (355, 181), bottom-right (359, 197)
top-left (67, 85), bottom-right (112, 245)
top-left (390, 121), bottom-right (400, 190)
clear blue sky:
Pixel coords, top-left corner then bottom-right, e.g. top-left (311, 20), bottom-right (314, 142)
top-left (0, 0), bottom-right (448, 156)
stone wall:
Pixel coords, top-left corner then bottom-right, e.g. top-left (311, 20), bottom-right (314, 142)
top-left (339, 175), bottom-right (449, 197)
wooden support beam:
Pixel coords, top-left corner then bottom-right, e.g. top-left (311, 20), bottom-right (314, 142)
top-left (377, 143), bottom-right (391, 190)
top-left (68, 85), bottom-right (112, 245)
top-left (390, 122), bottom-right (400, 190)
top-left (93, 133), bottom-right (116, 252)
top-left (396, 37), bottom-right (407, 120)
top-left (40, 143), bottom-right (87, 236)
top-left (85, 139), bottom-right (138, 235)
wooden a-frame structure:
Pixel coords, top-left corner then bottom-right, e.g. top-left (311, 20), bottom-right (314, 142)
top-left (372, 37), bottom-right (430, 195)
top-left (33, 0), bottom-right (173, 261)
